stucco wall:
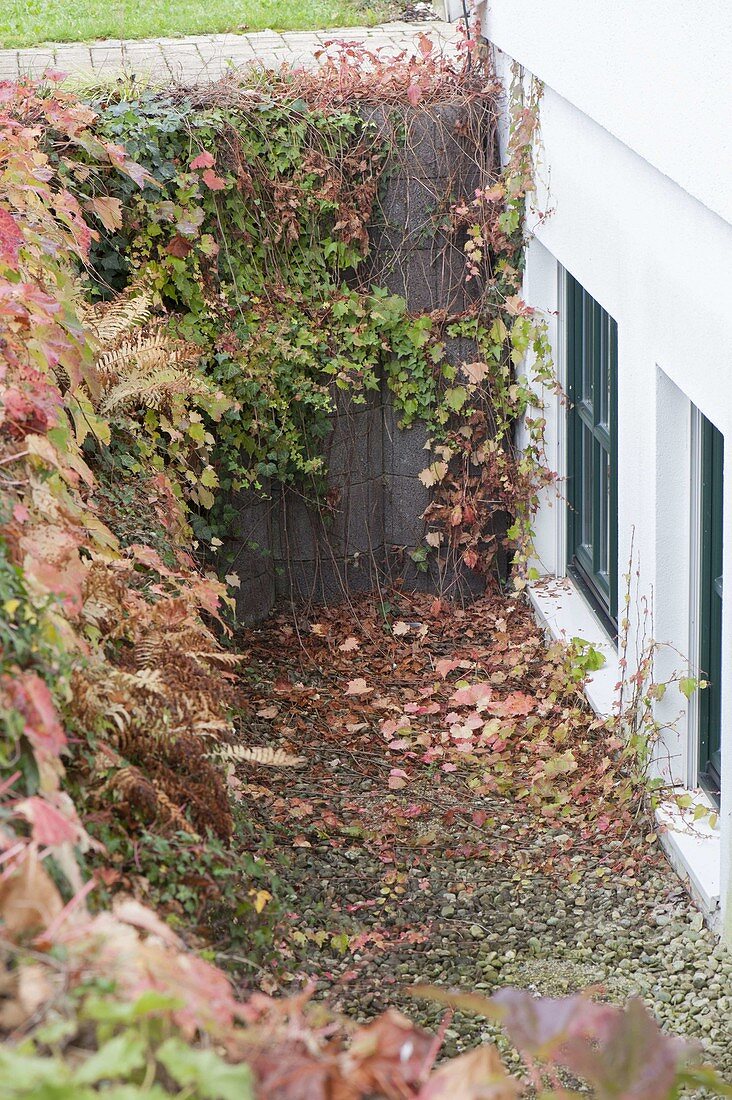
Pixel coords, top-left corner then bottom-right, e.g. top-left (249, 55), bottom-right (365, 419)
top-left (475, 0), bottom-right (732, 225)
top-left (486, 27), bottom-right (732, 931)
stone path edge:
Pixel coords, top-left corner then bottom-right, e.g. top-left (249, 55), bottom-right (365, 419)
top-left (0, 20), bottom-right (460, 84)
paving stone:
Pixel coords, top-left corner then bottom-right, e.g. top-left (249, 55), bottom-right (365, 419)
top-left (16, 49), bottom-right (57, 77)
top-left (0, 19), bottom-right (458, 85)
top-left (0, 55), bottom-right (19, 81)
top-left (90, 47), bottom-right (128, 73)
top-left (51, 46), bottom-right (95, 75)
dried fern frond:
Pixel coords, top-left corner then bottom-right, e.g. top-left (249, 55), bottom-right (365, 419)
top-left (83, 285), bottom-right (154, 346)
top-left (193, 651), bottom-right (245, 668)
top-left (187, 719), bottom-right (232, 737)
top-left (216, 745), bottom-right (307, 768)
top-left (101, 367), bottom-right (208, 416)
top-left (153, 788), bottom-right (200, 838)
top-left (96, 320), bottom-right (200, 379)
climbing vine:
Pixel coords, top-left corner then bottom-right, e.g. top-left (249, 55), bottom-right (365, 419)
top-left (58, 46), bottom-right (556, 589)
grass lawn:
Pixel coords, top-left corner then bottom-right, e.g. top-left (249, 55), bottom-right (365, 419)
top-left (1, 0), bottom-right (398, 49)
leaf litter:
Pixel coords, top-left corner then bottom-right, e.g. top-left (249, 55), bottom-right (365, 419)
top-left (231, 590), bottom-right (732, 1074)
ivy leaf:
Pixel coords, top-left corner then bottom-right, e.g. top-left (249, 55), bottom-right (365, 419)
top-left (445, 385), bottom-right (468, 412)
top-left (166, 234), bottom-right (193, 258)
top-left (74, 1033), bottom-right (146, 1084)
top-left (157, 1039), bottom-right (254, 1100)
top-left (419, 461), bottom-right (448, 488)
top-left (679, 676), bottom-right (699, 699)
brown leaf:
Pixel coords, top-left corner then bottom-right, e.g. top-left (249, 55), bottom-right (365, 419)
top-left (0, 964), bottom-right (54, 1030)
top-left (84, 195), bottom-right (123, 232)
top-left (419, 1045), bottom-right (520, 1099)
top-left (166, 234), bottom-right (193, 257)
top-left (345, 677), bottom-right (372, 696)
top-left (0, 847), bottom-right (63, 940)
top-left (347, 1009), bottom-right (434, 1095)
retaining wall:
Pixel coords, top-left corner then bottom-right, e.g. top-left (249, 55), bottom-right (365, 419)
top-left (225, 98), bottom-right (500, 622)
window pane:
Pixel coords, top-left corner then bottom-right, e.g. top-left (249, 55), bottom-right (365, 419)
top-left (599, 312), bottom-right (609, 430)
top-left (582, 291), bottom-right (593, 407)
top-left (581, 425), bottom-right (594, 550)
top-left (598, 448), bottom-right (609, 575)
top-left (566, 270), bottom-right (618, 624)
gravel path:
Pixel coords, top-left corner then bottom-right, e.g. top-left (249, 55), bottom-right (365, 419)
top-left (232, 594), bottom-right (732, 1081)
top-left (0, 18), bottom-right (460, 84)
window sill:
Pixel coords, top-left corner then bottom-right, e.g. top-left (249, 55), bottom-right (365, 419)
top-left (527, 575), bottom-right (619, 716)
top-left (655, 793), bottom-right (721, 924)
top-left (527, 574), bottom-right (721, 925)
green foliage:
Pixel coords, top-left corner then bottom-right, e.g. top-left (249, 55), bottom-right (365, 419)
top-left (91, 826), bottom-right (282, 963)
top-left (564, 636), bottom-right (607, 683)
top-left (0, 991), bottom-right (253, 1099)
top-left (74, 88), bottom-right (466, 537)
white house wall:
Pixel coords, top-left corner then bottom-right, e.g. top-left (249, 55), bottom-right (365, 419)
top-left (475, 0), bottom-right (732, 225)
top-left (481, 26), bottom-right (732, 935)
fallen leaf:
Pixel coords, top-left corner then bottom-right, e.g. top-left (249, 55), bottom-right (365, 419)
top-left (435, 658), bottom-right (460, 679)
top-left (345, 677), bottom-right (372, 696)
top-left (256, 705), bottom-right (279, 719)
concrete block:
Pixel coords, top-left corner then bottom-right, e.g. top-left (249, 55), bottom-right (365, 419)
top-left (374, 175), bottom-right (449, 238)
top-left (274, 489), bottom-right (323, 562)
top-left (327, 479), bottom-right (384, 558)
top-left (382, 403), bottom-right (431, 477)
top-left (384, 473), bottom-right (430, 547)
top-left (325, 400), bottom-right (383, 488)
top-left (226, 487), bottom-right (273, 549)
top-left (366, 231), bottom-right (474, 313)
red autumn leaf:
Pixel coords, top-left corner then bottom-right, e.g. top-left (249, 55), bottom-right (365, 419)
top-left (202, 168), bottom-right (226, 191)
top-left (0, 207), bottom-right (23, 268)
top-left (548, 996), bottom-right (698, 1100)
top-left (190, 150), bottom-right (215, 169)
top-left (489, 692), bottom-right (535, 717)
top-left (417, 31), bottom-right (434, 58)
top-left (348, 1009), bottom-right (435, 1094)
top-left (5, 671), bottom-right (66, 759)
top-left (14, 797), bottom-right (80, 846)
top-left (407, 83), bottom-right (422, 106)
top-left (450, 683), bottom-right (493, 706)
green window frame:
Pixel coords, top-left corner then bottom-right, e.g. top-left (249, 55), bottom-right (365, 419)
top-left (565, 272), bottom-right (618, 628)
top-left (698, 413), bottom-right (723, 799)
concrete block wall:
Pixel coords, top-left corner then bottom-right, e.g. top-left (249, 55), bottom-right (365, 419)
top-left (227, 100), bottom-right (500, 622)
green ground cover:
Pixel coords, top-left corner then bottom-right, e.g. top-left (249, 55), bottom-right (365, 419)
top-left (1, 0), bottom-right (395, 49)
